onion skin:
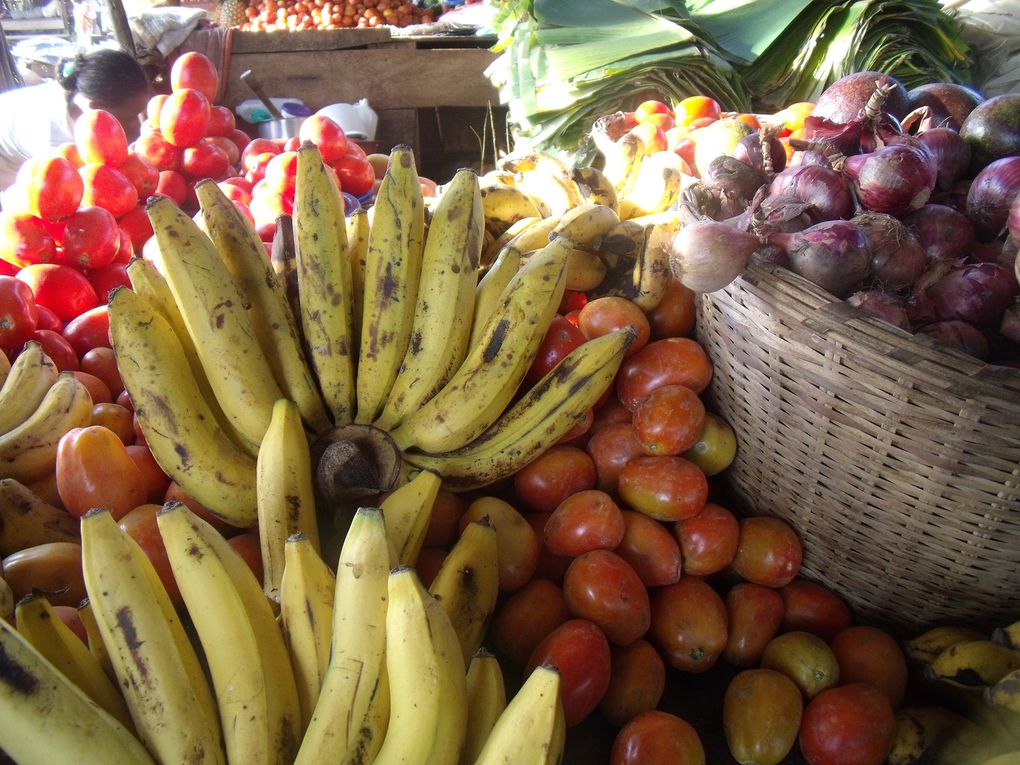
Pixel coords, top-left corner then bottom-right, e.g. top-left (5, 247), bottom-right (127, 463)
top-left (916, 128), bottom-right (971, 192)
top-left (769, 220), bottom-right (871, 298)
top-left (811, 71), bottom-right (911, 125)
top-left (702, 155), bottom-right (766, 204)
top-left (925, 262), bottom-right (1018, 329)
top-left (965, 156), bottom-right (1020, 242)
top-left (918, 320), bottom-right (989, 360)
top-left (853, 211), bottom-right (926, 290)
top-left (902, 204), bottom-right (974, 263)
top-left (847, 290), bottom-right (912, 330)
top-left (669, 219), bottom-right (761, 293)
top-left (769, 165), bottom-right (854, 222)
top-left (1010, 191), bottom-right (1020, 245)
top-left (842, 143), bottom-right (937, 217)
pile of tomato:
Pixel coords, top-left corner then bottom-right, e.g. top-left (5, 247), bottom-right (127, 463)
top-left (235, 0), bottom-right (437, 32)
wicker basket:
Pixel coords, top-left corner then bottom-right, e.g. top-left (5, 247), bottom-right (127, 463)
top-left (696, 261), bottom-right (1020, 635)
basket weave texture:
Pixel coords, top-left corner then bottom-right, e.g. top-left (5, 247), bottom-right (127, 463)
top-left (696, 261), bottom-right (1020, 635)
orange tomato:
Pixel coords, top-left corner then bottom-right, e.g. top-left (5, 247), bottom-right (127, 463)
top-left (723, 582), bottom-right (785, 667)
top-left (489, 578), bottom-right (570, 667)
top-left (633, 99), bottom-right (672, 125)
top-left (681, 412), bottom-right (737, 476)
top-left (459, 496), bottom-right (539, 592)
top-left (56, 425), bottom-right (147, 520)
top-left (2, 542), bottom-right (85, 608)
top-left (600, 639), bottom-right (666, 727)
top-left (648, 576), bottom-right (727, 673)
top-left (674, 95), bottom-right (721, 127)
top-left (724, 668), bottom-right (803, 765)
top-left (611, 710), bottom-right (705, 765)
top-left (829, 626), bottom-right (908, 709)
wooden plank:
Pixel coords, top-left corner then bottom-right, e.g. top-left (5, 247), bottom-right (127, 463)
top-left (230, 28), bottom-right (390, 53)
top-left (224, 46), bottom-right (499, 111)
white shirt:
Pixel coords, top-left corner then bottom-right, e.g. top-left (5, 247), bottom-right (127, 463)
top-left (0, 81), bottom-right (75, 193)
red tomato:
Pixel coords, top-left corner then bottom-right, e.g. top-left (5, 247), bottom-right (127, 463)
top-left (181, 141), bottom-right (230, 181)
top-left (229, 128), bottom-right (252, 156)
top-left (61, 305), bottom-right (111, 357)
top-left (0, 212), bottom-right (56, 268)
top-left (780, 578), bottom-right (854, 641)
top-left (675, 502), bottom-right (740, 576)
top-left (527, 511), bottom-right (571, 584)
top-left (525, 314), bottom-right (587, 385)
top-left (723, 582), bottom-right (786, 667)
top-left (421, 488), bottom-right (465, 549)
top-left (600, 639), bottom-right (666, 727)
top-left (125, 443), bottom-right (171, 501)
top-left (525, 619), bottom-right (611, 727)
top-left (17, 156), bottom-right (84, 221)
top-left (577, 296), bottom-right (651, 356)
top-left (730, 516), bottom-right (803, 588)
top-left (616, 337), bottom-right (713, 409)
top-left (54, 142), bottom-right (84, 169)
top-left (164, 481), bottom-right (245, 538)
top-left (299, 115), bottom-right (349, 163)
top-left (0, 259), bottom-right (19, 277)
top-left (675, 95), bottom-right (722, 127)
top-left (33, 304), bottom-right (61, 333)
top-left (681, 411), bottom-right (737, 476)
top-left (204, 135), bottom-right (240, 168)
top-left (220, 175), bottom-right (253, 194)
top-left (615, 510), bottom-right (682, 587)
top-left (263, 151), bottom-right (299, 196)
top-left (60, 206), bottom-right (120, 271)
top-left (170, 52), bottom-right (218, 101)
top-left (79, 164), bottom-right (138, 219)
top-left (632, 383), bottom-right (705, 456)
top-left (205, 105), bottom-right (236, 137)
top-left (145, 94), bottom-right (167, 123)
top-left (643, 112), bottom-right (675, 132)
top-left (629, 123), bottom-right (668, 154)
top-left (459, 496), bottom-right (539, 593)
top-left (227, 531), bottom-right (263, 581)
top-left (90, 401), bottom-right (133, 443)
top-left (118, 206), bottom-right (155, 255)
top-left (16, 263), bottom-right (98, 322)
top-left (56, 425), bottom-right (148, 519)
top-left (80, 346), bottom-right (123, 397)
top-left (132, 132), bottom-right (181, 172)
top-left (543, 489), bottom-right (625, 557)
top-left (611, 710), bottom-right (706, 765)
top-left (829, 626), bottom-right (908, 710)
top-left (585, 420), bottom-right (643, 495)
top-left (514, 444), bottom-right (597, 513)
top-left (73, 109), bottom-right (128, 168)
top-left (648, 576), bottom-right (727, 673)
top-left (618, 455), bottom-right (708, 522)
top-left (634, 99), bottom-right (673, 125)
top-left (119, 503), bottom-right (183, 607)
top-left (119, 154), bottom-right (159, 198)
top-left (563, 549), bottom-right (650, 645)
top-left (154, 170), bottom-right (188, 207)
top-left (344, 141), bottom-right (368, 161)
top-left (241, 138), bottom-right (282, 172)
top-left (29, 329), bottom-right (77, 371)
top-left (799, 683), bottom-right (896, 765)
top-left (332, 154), bottom-right (375, 197)
top-left (159, 88), bottom-right (211, 148)
top-left (0, 276), bottom-right (38, 350)
top-left (249, 192), bottom-right (291, 229)
top-left (490, 578), bottom-right (571, 667)
top-left (73, 371), bottom-right (112, 404)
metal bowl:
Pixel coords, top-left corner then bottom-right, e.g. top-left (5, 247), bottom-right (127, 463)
top-left (256, 117), bottom-right (305, 140)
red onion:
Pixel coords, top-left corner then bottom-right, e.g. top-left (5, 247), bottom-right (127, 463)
top-left (965, 156), bottom-right (1020, 242)
top-left (752, 194), bottom-right (814, 236)
top-left (905, 289), bottom-right (937, 326)
top-left (769, 219), bottom-right (871, 298)
top-left (906, 82), bottom-right (984, 132)
top-left (805, 74), bottom-right (908, 155)
top-left (925, 262), bottom-right (1018, 328)
top-left (751, 243), bottom-right (789, 268)
top-left (853, 212), bottom-right (926, 290)
top-left (669, 219), bottom-right (761, 293)
top-left (901, 204), bottom-right (974, 262)
top-left (841, 143), bottom-right (937, 217)
top-left (732, 130), bottom-right (787, 178)
top-left (1008, 189), bottom-right (1020, 244)
top-left (918, 320), bottom-right (989, 360)
top-left (812, 72), bottom-right (911, 124)
top-left (790, 149), bottom-right (833, 168)
top-left (701, 155), bottom-right (766, 202)
top-left (915, 128), bottom-right (971, 192)
top-left (847, 290), bottom-right (912, 330)
top-left (769, 165), bottom-right (854, 222)
top-left (1001, 300), bottom-right (1020, 345)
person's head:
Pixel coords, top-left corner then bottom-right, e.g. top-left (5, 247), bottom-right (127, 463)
top-left (58, 48), bottom-right (151, 140)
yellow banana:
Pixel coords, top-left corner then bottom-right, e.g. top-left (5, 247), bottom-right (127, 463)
top-left (986, 667), bottom-right (1020, 714)
top-left (269, 213), bottom-right (302, 339)
top-left (0, 341), bottom-right (58, 435)
top-left (993, 620), bottom-right (1020, 652)
top-left (887, 705), bottom-right (973, 765)
top-left (0, 575), bottom-right (11, 622)
top-left (381, 467), bottom-right (442, 566)
top-left (589, 217), bottom-right (675, 310)
top-left (374, 168), bottom-right (484, 431)
top-left (550, 203), bottom-right (620, 250)
top-left (428, 518), bottom-right (500, 665)
top-left (77, 597), bottom-right (114, 683)
top-left (0, 371), bottom-right (92, 483)
top-left (499, 213), bottom-right (561, 256)
top-left (0, 477), bottom-right (79, 555)
top-left (0, 345), bottom-right (10, 384)
top-left (407, 327), bottom-right (635, 491)
top-left (461, 648), bottom-right (507, 765)
top-left (196, 180), bottom-right (331, 435)
top-left (470, 245), bottom-right (522, 351)
top-left (390, 236), bottom-right (570, 455)
top-left (280, 531), bottom-right (335, 729)
top-left (498, 150), bottom-right (572, 182)
top-left (520, 245), bottom-right (606, 292)
top-left (978, 754), bottom-right (1020, 765)
top-left (256, 397), bottom-right (320, 603)
top-left (108, 286), bottom-right (258, 527)
top-left (14, 592), bottom-right (133, 730)
top-left (572, 165), bottom-right (619, 213)
top-left (158, 501), bottom-right (302, 765)
top-left (373, 565), bottom-right (468, 765)
top-left (905, 625), bottom-right (989, 664)
top-left (483, 215), bottom-right (542, 269)
top-left (595, 130), bottom-right (643, 197)
top-left (293, 144), bottom-right (357, 425)
top-left (480, 184), bottom-right (544, 240)
top-left (355, 145), bottom-right (426, 424)
top-left (147, 195), bottom-right (283, 453)
top-left (295, 507), bottom-right (393, 765)
top-left (473, 664), bottom-right (566, 765)
top-left (345, 208), bottom-right (370, 344)
top-left (479, 169), bottom-right (517, 188)
top-left (927, 639), bottom-right (1020, 687)
top-left (620, 153), bottom-right (684, 218)
top-left (0, 616), bottom-right (155, 765)
top-left (514, 167), bottom-right (584, 218)
top-left (81, 508), bottom-right (225, 765)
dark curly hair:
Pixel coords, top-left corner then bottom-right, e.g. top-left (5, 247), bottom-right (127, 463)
top-left (57, 48), bottom-right (149, 108)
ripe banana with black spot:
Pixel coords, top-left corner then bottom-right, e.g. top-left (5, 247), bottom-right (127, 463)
top-left (906, 625), bottom-right (988, 664)
top-left (483, 215), bottom-right (542, 268)
top-left (390, 236), bottom-right (570, 455)
top-left (147, 195), bottom-right (283, 454)
top-left (926, 639), bottom-right (1020, 688)
top-left (428, 518), bottom-right (500, 665)
top-left (595, 131), bottom-right (643, 197)
top-left (993, 620), bottom-right (1020, 651)
top-left (374, 167), bottom-right (484, 431)
top-left (257, 397), bottom-right (320, 603)
top-left (522, 245), bottom-right (607, 292)
top-left (373, 565), bottom-right (468, 765)
top-left (108, 286), bottom-right (258, 527)
top-left (196, 180), bottom-right (331, 435)
top-left (550, 203), bottom-right (620, 251)
top-left (986, 667), bottom-right (1020, 714)
top-left (481, 183), bottom-right (543, 240)
top-left (473, 664), bottom-right (566, 765)
top-left (461, 648), bottom-right (507, 765)
top-left (471, 245), bottom-right (523, 351)
top-left (572, 166), bottom-right (619, 213)
top-left (479, 169), bottom-right (517, 188)
top-left (81, 508), bottom-right (225, 765)
top-left (15, 592), bottom-right (134, 729)
top-left (295, 507), bottom-right (393, 765)
top-left (270, 214), bottom-right (302, 340)
top-left (381, 467), bottom-right (442, 566)
top-left (0, 576), bottom-right (11, 622)
top-left (0, 615), bottom-right (155, 765)
top-left (499, 150), bottom-right (572, 183)
top-left (0, 341), bottom-right (58, 435)
top-left (158, 501), bottom-right (301, 765)
top-left (887, 705), bottom-right (973, 765)
top-left (356, 145), bottom-right (426, 424)
top-left (407, 327), bottom-right (635, 491)
top-left (589, 217), bottom-right (675, 310)
top-left (280, 531), bottom-right (335, 728)
top-left (0, 371), bottom-right (92, 483)
top-left (514, 167), bottom-right (583, 218)
top-left (0, 477), bottom-right (80, 554)
top-left (77, 597), bottom-right (114, 683)
top-left (620, 152), bottom-right (684, 218)
top-left (346, 208), bottom-right (370, 344)
top-left (293, 144), bottom-right (357, 425)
